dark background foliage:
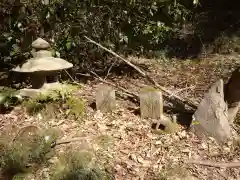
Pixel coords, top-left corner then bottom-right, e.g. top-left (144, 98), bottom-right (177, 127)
top-left (0, 0), bottom-right (239, 75)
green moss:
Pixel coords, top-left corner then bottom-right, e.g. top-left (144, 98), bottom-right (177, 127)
top-left (156, 166), bottom-right (188, 180)
top-left (65, 96), bottom-right (85, 118)
top-left (0, 87), bottom-right (21, 109)
top-left (0, 128), bottom-right (59, 177)
top-left (95, 135), bottom-right (114, 150)
top-left (21, 83), bottom-right (85, 119)
top-left (140, 86), bottom-right (158, 93)
top-left (12, 173), bottom-right (33, 180)
top-left (50, 150), bottom-right (114, 180)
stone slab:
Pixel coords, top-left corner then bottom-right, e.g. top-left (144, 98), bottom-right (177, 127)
top-left (96, 84), bottom-right (116, 113)
top-left (140, 88), bottom-right (163, 119)
top-left (192, 79), bottom-right (231, 143)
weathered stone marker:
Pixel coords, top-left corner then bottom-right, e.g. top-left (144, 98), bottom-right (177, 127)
top-left (224, 67), bottom-right (240, 124)
top-left (192, 79), bottom-right (231, 143)
top-left (139, 87), bottom-right (163, 119)
top-left (96, 84), bottom-right (116, 113)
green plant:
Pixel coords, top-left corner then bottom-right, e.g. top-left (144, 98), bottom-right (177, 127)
top-left (12, 173), bottom-right (34, 180)
top-left (211, 32), bottom-right (240, 54)
top-left (156, 165), bottom-right (188, 180)
top-left (22, 99), bottom-right (45, 115)
top-left (0, 139), bottom-right (30, 175)
top-left (50, 150), bottom-right (113, 180)
top-left (95, 135), bottom-right (114, 150)
top-left (22, 84), bottom-right (81, 116)
top-left (65, 96), bottom-right (85, 118)
top-left (0, 127), bottom-right (59, 178)
top-left (0, 87), bottom-right (22, 109)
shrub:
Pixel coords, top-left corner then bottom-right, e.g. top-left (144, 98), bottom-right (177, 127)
top-left (50, 150), bottom-right (114, 180)
top-left (0, 0), bottom-right (192, 73)
top-left (22, 84), bottom-right (85, 118)
top-left (0, 127), bottom-right (59, 178)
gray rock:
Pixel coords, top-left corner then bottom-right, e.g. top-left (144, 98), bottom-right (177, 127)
top-left (153, 115), bottom-right (180, 134)
top-left (192, 79), bottom-right (231, 143)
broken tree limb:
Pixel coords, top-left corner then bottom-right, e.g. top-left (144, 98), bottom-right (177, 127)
top-left (186, 160), bottom-right (240, 168)
top-left (84, 36), bottom-right (198, 111)
top-left (85, 36), bottom-right (148, 78)
top-left (51, 137), bottom-right (89, 148)
top-left (169, 85), bottom-right (195, 98)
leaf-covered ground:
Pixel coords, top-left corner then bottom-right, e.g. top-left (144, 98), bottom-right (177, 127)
top-left (0, 54), bottom-right (240, 180)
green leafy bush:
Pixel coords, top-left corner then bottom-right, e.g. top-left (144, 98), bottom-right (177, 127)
top-left (0, 0), bottom-right (192, 72)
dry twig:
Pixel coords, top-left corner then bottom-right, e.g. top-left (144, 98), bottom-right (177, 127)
top-left (51, 137), bottom-right (89, 148)
top-left (64, 69), bottom-right (82, 86)
top-left (169, 85), bottom-right (195, 98)
top-left (186, 160), bottom-right (240, 168)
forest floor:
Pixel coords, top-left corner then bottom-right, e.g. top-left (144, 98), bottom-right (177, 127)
top-left (0, 53), bottom-right (240, 180)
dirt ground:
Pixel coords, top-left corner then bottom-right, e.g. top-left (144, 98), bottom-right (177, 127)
top-left (0, 54), bottom-right (240, 180)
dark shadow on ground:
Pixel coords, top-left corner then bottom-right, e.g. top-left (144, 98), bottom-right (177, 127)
top-left (128, 103), bottom-right (194, 128)
top-left (0, 71), bottom-right (28, 89)
top-left (0, 105), bottom-right (15, 114)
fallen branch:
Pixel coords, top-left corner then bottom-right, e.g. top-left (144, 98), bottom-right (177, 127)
top-left (186, 160), bottom-right (240, 168)
top-left (51, 137), bottom-right (88, 148)
top-left (84, 36), bottom-right (198, 111)
top-left (64, 69), bottom-right (82, 86)
top-left (169, 85), bottom-right (195, 98)
top-left (84, 36), bottom-right (148, 78)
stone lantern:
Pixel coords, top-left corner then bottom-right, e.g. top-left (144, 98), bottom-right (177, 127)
top-left (12, 38), bottom-right (73, 97)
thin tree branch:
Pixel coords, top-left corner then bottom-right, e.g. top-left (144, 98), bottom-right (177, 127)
top-left (186, 160), bottom-right (240, 168)
top-left (51, 137), bottom-right (89, 148)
